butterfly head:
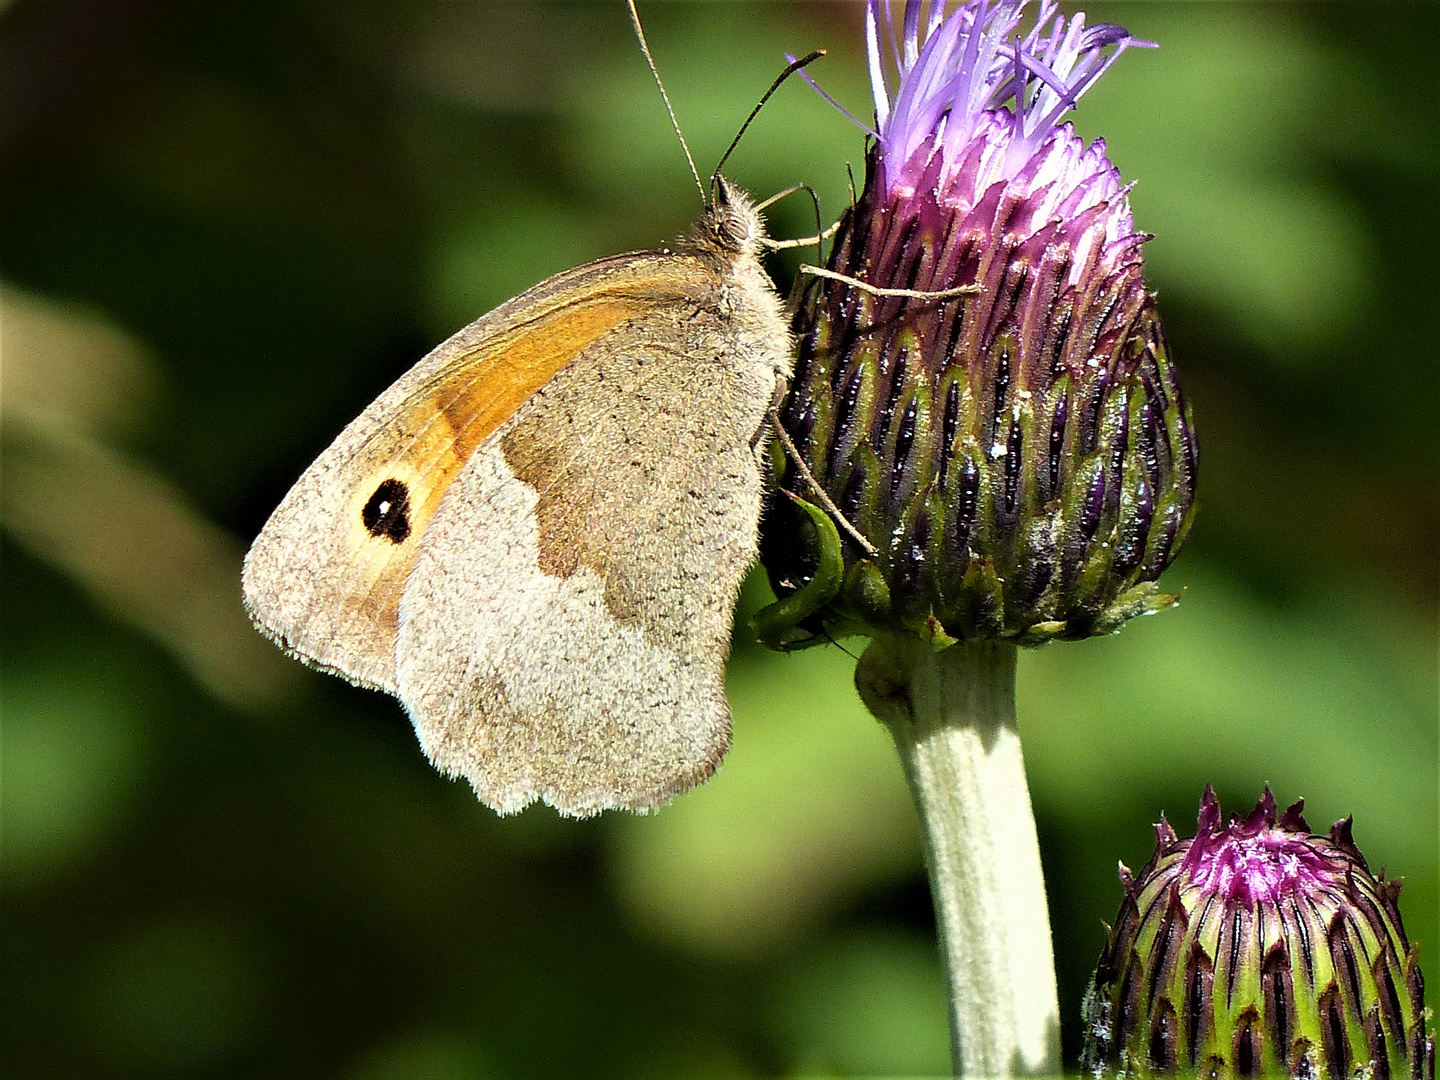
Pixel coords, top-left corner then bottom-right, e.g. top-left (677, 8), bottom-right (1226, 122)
top-left (696, 175), bottom-right (767, 260)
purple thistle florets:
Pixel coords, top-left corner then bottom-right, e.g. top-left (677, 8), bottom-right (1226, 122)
top-left (870, 0), bottom-right (1143, 224)
top-left (1177, 790), bottom-right (1348, 907)
top-left (761, 0), bottom-right (1195, 648)
top-left (1083, 788), bottom-right (1435, 1080)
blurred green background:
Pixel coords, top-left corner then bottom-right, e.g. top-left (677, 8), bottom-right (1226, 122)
top-left (2, 1), bottom-right (1435, 1077)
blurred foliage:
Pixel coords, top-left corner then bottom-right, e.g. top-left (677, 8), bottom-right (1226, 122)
top-left (1, 1), bottom-right (1435, 1077)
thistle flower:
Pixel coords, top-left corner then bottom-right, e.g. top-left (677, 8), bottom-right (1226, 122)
top-left (1083, 787), bottom-right (1435, 1080)
top-left (762, 0), bottom-right (1196, 648)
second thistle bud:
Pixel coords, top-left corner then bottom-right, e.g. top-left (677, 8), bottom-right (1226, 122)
top-left (760, 0), bottom-right (1197, 648)
top-left (1083, 788), bottom-right (1435, 1080)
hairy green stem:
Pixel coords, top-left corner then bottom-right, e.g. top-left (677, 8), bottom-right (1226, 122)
top-left (857, 636), bottom-right (1060, 1077)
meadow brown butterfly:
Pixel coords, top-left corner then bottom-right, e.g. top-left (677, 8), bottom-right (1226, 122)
top-left (241, 11), bottom-right (803, 817)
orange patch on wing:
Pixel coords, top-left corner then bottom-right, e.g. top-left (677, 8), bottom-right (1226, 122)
top-left (345, 293), bottom-right (657, 638)
top-left (440, 298), bottom-right (653, 454)
top-left (413, 295), bottom-right (658, 527)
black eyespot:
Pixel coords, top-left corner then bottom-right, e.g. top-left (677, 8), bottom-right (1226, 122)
top-left (362, 478), bottom-right (411, 543)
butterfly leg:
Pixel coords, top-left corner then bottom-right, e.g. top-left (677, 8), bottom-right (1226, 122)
top-left (798, 264), bottom-right (980, 301)
top-left (761, 388), bottom-right (878, 558)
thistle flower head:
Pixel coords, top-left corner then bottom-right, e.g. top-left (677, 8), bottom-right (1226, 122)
top-left (760, 0), bottom-right (1196, 649)
top-left (1083, 787), bottom-right (1435, 1080)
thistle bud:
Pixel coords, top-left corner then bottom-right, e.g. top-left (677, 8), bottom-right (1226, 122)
top-left (1083, 787), bottom-right (1435, 1080)
top-left (761, 0), bottom-right (1196, 648)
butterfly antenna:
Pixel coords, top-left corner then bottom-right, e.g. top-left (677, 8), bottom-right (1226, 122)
top-left (712, 49), bottom-right (827, 199)
top-left (627, 0), bottom-right (705, 203)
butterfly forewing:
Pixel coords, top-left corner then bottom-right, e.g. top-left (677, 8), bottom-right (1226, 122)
top-left (241, 255), bottom-right (710, 692)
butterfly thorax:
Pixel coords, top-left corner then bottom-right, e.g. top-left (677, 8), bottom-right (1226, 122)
top-left (676, 179), bottom-right (791, 382)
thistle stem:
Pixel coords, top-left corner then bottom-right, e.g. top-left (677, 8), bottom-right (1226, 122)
top-left (857, 636), bottom-right (1060, 1077)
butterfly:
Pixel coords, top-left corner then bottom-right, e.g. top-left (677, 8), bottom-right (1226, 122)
top-left (242, 176), bottom-right (791, 817)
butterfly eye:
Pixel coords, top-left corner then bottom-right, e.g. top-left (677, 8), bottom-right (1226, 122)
top-left (713, 210), bottom-right (750, 250)
top-left (362, 478), bottom-right (412, 543)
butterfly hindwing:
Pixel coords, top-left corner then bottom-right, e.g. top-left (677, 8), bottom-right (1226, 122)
top-left (397, 293), bottom-right (779, 815)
